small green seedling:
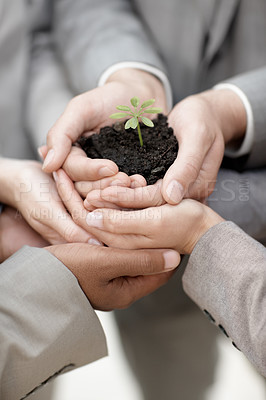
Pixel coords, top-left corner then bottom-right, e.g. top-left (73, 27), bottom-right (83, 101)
top-left (110, 96), bottom-right (162, 146)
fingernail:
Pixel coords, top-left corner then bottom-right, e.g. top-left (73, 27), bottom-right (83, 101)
top-left (88, 238), bottom-right (103, 246)
top-left (37, 147), bottom-right (44, 160)
top-left (99, 166), bottom-right (116, 178)
top-left (84, 199), bottom-right (90, 209)
top-left (52, 171), bottom-right (58, 182)
top-left (166, 180), bottom-right (184, 204)
top-left (163, 250), bottom-right (180, 270)
top-left (42, 149), bottom-right (55, 170)
top-left (86, 211), bottom-right (103, 229)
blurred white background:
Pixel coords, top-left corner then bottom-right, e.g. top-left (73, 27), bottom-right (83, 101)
top-left (50, 311), bottom-right (265, 400)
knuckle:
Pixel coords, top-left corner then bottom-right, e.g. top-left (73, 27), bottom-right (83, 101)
top-left (105, 213), bottom-right (122, 233)
top-left (137, 252), bottom-right (154, 274)
top-left (119, 291), bottom-right (137, 309)
top-left (68, 95), bottom-right (81, 109)
top-left (183, 156), bottom-right (201, 181)
top-left (116, 172), bottom-right (131, 185)
top-left (47, 128), bottom-right (55, 142)
top-left (63, 224), bottom-right (83, 243)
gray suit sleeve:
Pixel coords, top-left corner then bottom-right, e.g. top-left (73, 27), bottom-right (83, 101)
top-left (0, 246), bottom-right (107, 399)
top-left (53, 0), bottom-right (166, 93)
top-left (224, 66), bottom-right (266, 168)
top-left (26, 32), bottom-right (73, 149)
top-left (182, 221), bottom-right (266, 377)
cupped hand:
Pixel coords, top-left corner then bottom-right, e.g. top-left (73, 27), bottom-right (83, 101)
top-left (0, 206), bottom-right (48, 262)
top-left (161, 89), bottom-right (247, 204)
top-left (0, 159), bottom-right (98, 245)
top-left (39, 144), bottom-right (136, 199)
top-left (84, 200), bottom-right (224, 255)
top-left (46, 242), bottom-right (180, 311)
top-left (42, 68), bottom-right (167, 175)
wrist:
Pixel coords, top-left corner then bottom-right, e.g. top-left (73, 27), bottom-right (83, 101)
top-left (199, 89), bottom-right (247, 145)
top-left (107, 68), bottom-right (167, 112)
top-left (194, 207), bottom-right (224, 252)
top-left (185, 204), bottom-right (224, 254)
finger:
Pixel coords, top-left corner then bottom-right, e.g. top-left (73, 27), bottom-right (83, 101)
top-left (162, 118), bottom-right (212, 204)
top-left (37, 145), bottom-right (48, 161)
top-left (75, 172), bottom-right (131, 198)
top-left (85, 181), bottom-right (165, 210)
top-left (63, 146), bottom-right (118, 181)
top-left (162, 148), bottom-right (208, 204)
top-left (85, 207), bottom-right (163, 235)
top-left (41, 204), bottom-right (97, 245)
top-left (78, 227), bottom-right (151, 250)
top-left (47, 243), bottom-right (180, 276)
top-left (97, 247), bottom-right (181, 277)
top-left (130, 174), bottom-right (147, 188)
top-left (54, 169), bottom-right (103, 245)
top-left (185, 137), bottom-right (224, 200)
top-left (84, 197), bottom-right (122, 212)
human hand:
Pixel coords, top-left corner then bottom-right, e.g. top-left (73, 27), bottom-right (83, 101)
top-left (0, 158), bottom-right (98, 245)
top-left (161, 89), bottom-right (247, 204)
top-left (46, 242), bottom-right (180, 311)
top-left (84, 179), bottom-right (165, 211)
top-left (0, 206), bottom-right (48, 262)
top-left (42, 68), bottom-right (167, 178)
top-left (39, 144), bottom-right (146, 201)
top-left (84, 200), bottom-right (224, 255)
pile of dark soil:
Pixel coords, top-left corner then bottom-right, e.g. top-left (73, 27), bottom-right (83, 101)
top-left (78, 114), bottom-right (178, 185)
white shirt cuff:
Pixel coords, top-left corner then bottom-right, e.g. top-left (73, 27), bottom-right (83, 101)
top-left (98, 61), bottom-right (173, 112)
top-left (214, 83), bottom-right (254, 158)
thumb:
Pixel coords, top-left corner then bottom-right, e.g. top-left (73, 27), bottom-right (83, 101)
top-left (37, 145), bottom-right (48, 161)
top-left (162, 140), bottom-right (206, 204)
top-left (42, 86), bottom-right (112, 173)
top-left (108, 248), bottom-right (181, 278)
top-left (43, 92), bottom-right (96, 173)
top-left (46, 244), bottom-right (180, 278)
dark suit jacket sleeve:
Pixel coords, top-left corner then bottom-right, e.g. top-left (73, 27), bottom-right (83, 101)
top-left (182, 221), bottom-right (266, 377)
top-left (0, 246), bottom-right (107, 399)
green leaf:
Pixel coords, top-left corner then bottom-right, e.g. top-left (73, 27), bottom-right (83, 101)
top-left (130, 97), bottom-right (140, 107)
top-left (140, 99), bottom-right (155, 109)
top-left (116, 105), bottom-right (132, 112)
top-left (125, 118), bottom-right (134, 129)
top-left (142, 107), bottom-right (162, 114)
top-left (130, 117), bottom-right (138, 129)
top-left (110, 112), bottom-right (128, 119)
top-left (141, 117), bottom-right (154, 127)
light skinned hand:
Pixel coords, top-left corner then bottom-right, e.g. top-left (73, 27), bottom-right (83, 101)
top-left (84, 200), bottom-right (224, 255)
top-left (52, 168), bottom-right (122, 236)
top-left (42, 68), bottom-right (167, 178)
top-left (0, 159), bottom-right (98, 245)
top-left (0, 206), bottom-right (48, 262)
top-left (46, 242), bottom-right (180, 311)
top-left (161, 89), bottom-right (247, 204)
top-left (39, 145), bottom-right (146, 199)
top-left (84, 180), bottom-right (165, 211)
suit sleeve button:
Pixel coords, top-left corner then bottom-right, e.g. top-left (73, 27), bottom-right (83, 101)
top-left (203, 309), bottom-right (216, 323)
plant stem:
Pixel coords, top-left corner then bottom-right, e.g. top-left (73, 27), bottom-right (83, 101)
top-left (137, 122), bottom-right (143, 147)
